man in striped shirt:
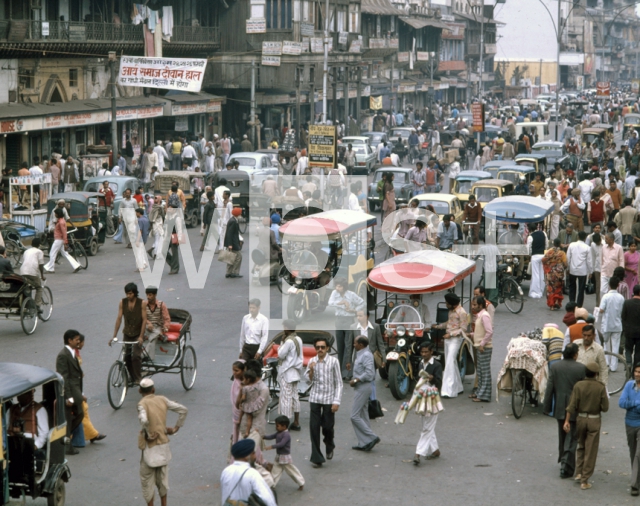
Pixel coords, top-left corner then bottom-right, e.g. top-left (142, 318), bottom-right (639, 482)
top-left (305, 336), bottom-right (343, 468)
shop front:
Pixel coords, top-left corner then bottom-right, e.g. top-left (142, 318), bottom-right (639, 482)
top-left (156, 92), bottom-right (225, 142)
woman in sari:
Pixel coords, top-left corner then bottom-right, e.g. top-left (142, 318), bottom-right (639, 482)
top-left (624, 241), bottom-right (640, 291)
top-left (541, 238), bottom-right (567, 310)
top-left (549, 190), bottom-right (562, 241)
top-left (230, 360), bottom-right (246, 446)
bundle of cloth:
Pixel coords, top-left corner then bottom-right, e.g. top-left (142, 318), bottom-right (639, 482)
top-left (394, 370), bottom-right (444, 424)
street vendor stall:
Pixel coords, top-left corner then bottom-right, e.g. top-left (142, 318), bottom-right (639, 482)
top-left (8, 173), bottom-right (52, 232)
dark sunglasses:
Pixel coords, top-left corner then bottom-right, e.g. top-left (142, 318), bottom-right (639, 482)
top-left (315, 345), bottom-right (327, 350)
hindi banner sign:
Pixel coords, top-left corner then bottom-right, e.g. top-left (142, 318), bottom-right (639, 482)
top-left (282, 41), bottom-right (302, 55)
top-left (118, 56), bottom-right (207, 92)
top-left (261, 55), bottom-right (281, 67)
top-left (308, 125), bottom-right (337, 168)
top-left (596, 81), bottom-right (611, 97)
top-left (262, 41), bottom-right (283, 56)
top-left (471, 103), bottom-right (485, 133)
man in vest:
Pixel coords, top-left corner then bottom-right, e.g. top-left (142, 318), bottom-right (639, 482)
top-left (138, 378), bottom-right (188, 506)
top-left (561, 189), bottom-right (586, 232)
top-left (9, 389), bottom-right (49, 459)
top-left (142, 286), bottom-right (171, 364)
top-left (587, 190), bottom-right (606, 229)
top-left (563, 308), bottom-right (590, 348)
top-left (425, 161), bottom-right (438, 193)
top-left (110, 283), bottom-right (147, 385)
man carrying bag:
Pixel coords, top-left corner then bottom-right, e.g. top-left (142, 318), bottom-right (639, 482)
top-left (221, 439), bottom-right (277, 506)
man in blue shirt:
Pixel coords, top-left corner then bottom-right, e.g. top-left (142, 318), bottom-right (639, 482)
top-left (514, 178), bottom-right (529, 196)
top-left (436, 215), bottom-right (459, 251)
top-left (619, 362), bottom-right (640, 496)
top-left (395, 111), bottom-right (404, 126)
top-left (379, 142), bottom-right (391, 162)
top-left (135, 208), bottom-right (150, 245)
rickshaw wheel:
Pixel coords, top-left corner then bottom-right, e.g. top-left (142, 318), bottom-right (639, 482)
top-left (356, 278), bottom-right (368, 303)
top-left (286, 292), bottom-right (307, 324)
top-left (47, 477), bottom-right (65, 506)
top-left (502, 278), bottom-right (523, 314)
top-left (238, 211), bottom-right (248, 234)
top-left (458, 349), bottom-right (467, 378)
top-left (5, 239), bottom-right (22, 268)
top-left (105, 217), bottom-right (118, 238)
top-left (180, 345), bottom-right (198, 390)
top-left (511, 369), bottom-right (526, 419)
top-left (388, 356), bottom-right (411, 400)
top-left (20, 297), bottom-right (38, 335)
top-left (107, 362), bottom-right (128, 410)
top-left (39, 286), bottom-right (53, 321)
top-left (276, 265), bottom-right (288, 294)
top-left (88, 237), bottom-right (99, 256)
top-left (73, 243), bottom-right (88, 270)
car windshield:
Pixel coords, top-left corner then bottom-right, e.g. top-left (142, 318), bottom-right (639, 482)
top-left (484, 168), bottom-right (499, 178)
top-left (85, 181), bottom-right (119, 193)
top-left (474, 187), bottom-right (498, 202)
top-left (499, 172), bottom-right (519, 184)
top-left (352, 146), bottom-right (366, 154)
top-left (390, 129), bottom-right (411, 139)
top-left (457, 181), bottom-right (473, 193)
top-left (517, 160), bottom-right (535, 168)
top-left (625, 117), bottom-right (639, 124)
top-left (232, 157), bottom-right (256, 167)
top-left (364, 133), bottom-right (383, 144)
top-left (417, 200), bottom-right (449, 215)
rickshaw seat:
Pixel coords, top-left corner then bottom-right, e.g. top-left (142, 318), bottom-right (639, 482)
top-left (262, 344), bottom-right (316, 367)
top-left (165, 322), bottom-right (183, 342)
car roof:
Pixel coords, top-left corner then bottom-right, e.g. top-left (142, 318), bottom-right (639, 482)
top-left (456, 170), bottom-right (492, 180)
top-left (230, 152), bottom-right (264, 159)
top-left (482, 160), bottom-right (514, 169)
top-left (515, 153), bottom-right (547, 160)
top-left (341, 136), bottom-right (368, 141)
top-left (472, 179), bottom-right (513, 187)
top-left (533, 141), bottom-right (562, 148)
top-left (414, 193), bottom-right (458, 203)
top-left (498, 165), bottom-right (535, 173)
top-left (0, 362), bottom-right (61, 402)
top-left (375, 167), bottom-right (413, 173)
top-left (155, 170), bottom-right (201, 180)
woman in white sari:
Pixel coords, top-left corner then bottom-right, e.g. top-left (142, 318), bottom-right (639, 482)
top-left (216, 190), bottom-right (233, 253)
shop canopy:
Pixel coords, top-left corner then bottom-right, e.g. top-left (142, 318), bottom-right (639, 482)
top-left (279, 210), bottom-right (377, 241)
top-left (367, 250), bottom-right (476, 294)
top-left (482, 196), bottom-right (555, 223)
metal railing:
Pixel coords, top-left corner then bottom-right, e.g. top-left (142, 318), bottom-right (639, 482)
top-left (0, 20), bottom-right (219, 45)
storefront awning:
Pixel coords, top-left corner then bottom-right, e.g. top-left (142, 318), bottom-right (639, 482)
top-left (399, 17), bottom-right (450, 30)
top-left (0, 96), bottom-right (167, 133)
top-left (454, 12), bottom-right (504, 25)
top-left (161, 92), bottom-right (226, 116)
top-left (361, 0), bottom-right (402, 16)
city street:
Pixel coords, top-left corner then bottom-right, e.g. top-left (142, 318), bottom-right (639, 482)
top-left (3, 220), bottom-right (637, 506)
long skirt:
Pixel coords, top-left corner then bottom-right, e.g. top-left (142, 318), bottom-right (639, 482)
top-left (549, 215), bottom-right (560, 241)
top-left (529, 254), bottom-right (544, 299)
top-left (416, 414), bottom-right (439, 457)
top-left (441, 337), bottom-right (463, 398)
top-left (476, 347), bottom-right (492, 401)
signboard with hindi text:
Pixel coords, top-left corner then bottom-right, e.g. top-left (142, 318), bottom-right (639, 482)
top-left (596, 81), bottom-right (611, 97)
top-left (118, 56), bottom-right (207, 92)
top-left (471, 103), bottom-right (485, 133)
top-left (308, 125), bottom-right (337, 168)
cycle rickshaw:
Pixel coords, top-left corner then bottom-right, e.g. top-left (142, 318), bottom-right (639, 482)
top-left (0, 275), bottom-right (53, 335)
top-left (260, 330), bottom-right (335, 423)
top-left (367, 250), bottom-right (477, 399)
top-left (1, 362), bottom-right (71, 506)
top-left (107, 309), bottom-right (197, 409)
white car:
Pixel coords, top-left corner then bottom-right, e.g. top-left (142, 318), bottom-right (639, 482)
top-left (228, 152), bottom-right (279, 189)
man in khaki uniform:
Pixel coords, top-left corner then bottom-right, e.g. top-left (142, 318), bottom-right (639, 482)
top-left (563, 362), bottom-right (609, 490)
top-left (138, 378), bottom-right (188, 506)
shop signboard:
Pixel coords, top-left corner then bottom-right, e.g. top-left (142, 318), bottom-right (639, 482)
top-left (471, 103), bottom-right (485, 133)
top-left (246, 18), bottom-right (266, 33)
top-left (596, 81), bottom-right (611, 97)
top-left (282, 41), bottom-right (302, 55)
top-left (261, 55), bottom-right (281, 67)
top-left (308, 125), bottom-right (336, 168)
top-left (262, 41), bottom-right (283, 55)
top-left (118, 56), bottom-right (207, 92)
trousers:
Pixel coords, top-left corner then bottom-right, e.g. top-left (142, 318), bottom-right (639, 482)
top-left (278, 379), bottom-right (300, 419)
top-left (568, 274), bottom-right (587, 308)
top-left (575, 416), bottom-right (601, 484)
top-left (626, 424), bottom-right (640, 490)
top-left (335, 316), bottom-right (353, 377)
top-left (475, 347), bottom-right (492, 402)
top-left (65, 400), bottom-right (84, 437)
top-left (226, 250), bottom-right (242, 276)
top-left (167, 243), bottom-right (180, 273)
top-left (21, 274), bottom-right (43, 306)
top-left (625, 333), bottom-right (640, 370)
top-left (140, 460), bottom-right (168, 502)
top-left (44, 239), bottom-right (80, 272)
top-left (124, 340), bottom-right (144, 383)
top-left (604, 332), bottom-right (622, 371)
top-left (557, 419), bottom-right (577, 477)
top-left (272, 456), bottom-right (305, 487)
top-left (416, 414), bottom-right (438, 457)
top-left (350, 382), bottom-right (377, 447)
top-left (441, 337), bottom-right (463, 397)
top-left (309, 403), bottom-right (335, 465)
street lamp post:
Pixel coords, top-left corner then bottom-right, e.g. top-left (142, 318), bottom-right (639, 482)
top-left (108, 51), bottom-right (118, 161)
top-left (554, 0), bottom-right (561, 141)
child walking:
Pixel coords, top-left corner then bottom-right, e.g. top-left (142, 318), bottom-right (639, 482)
top-left (236, 369), bottom-right (262, 438)
top-left (264, 415), bottom-right (305, 491)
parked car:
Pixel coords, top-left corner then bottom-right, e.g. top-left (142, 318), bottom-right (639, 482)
top-left (341, 140), bottom-right (376, 174)
top-left (360, 131), bottom-right (388, 148)
top-left (389, 127), bottom-right (415, 144)
top-left (228, 152), bottom-right (279, 190)
top-left (531, 141), bottom-right (568, 168)
top-left (83, 176), bottom-right (139, 215)
top-left (368, 167), bottom-right (414, 210)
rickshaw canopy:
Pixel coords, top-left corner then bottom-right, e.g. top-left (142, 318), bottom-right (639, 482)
top-left (0, 362), bottom-right (61, 403)
top-left (367, 250), bottom-right (476, 294)
top-left (154, 171), bottom-right (200, 194)
top-left (624, 114), bottom-right (640, 125)
top-left (483, 196), bottom-right (555, 223)
top-left (279, 210), bottom-right (376, 241)
top-left (455, 170), bottom-right (492, 182)
top-left (46, 191), bottom-right (104, 221)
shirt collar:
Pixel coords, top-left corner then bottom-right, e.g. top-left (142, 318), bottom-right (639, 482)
top-left (357, 321), bottom-right (374, 331)
top-left (65, 345), bottom-right (75, 357)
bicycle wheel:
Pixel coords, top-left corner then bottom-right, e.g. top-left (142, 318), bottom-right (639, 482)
top-left (511, 369), bottom-right (526, 419)
top-left (20, 297), bottom-right (38, 335)
top-left (73, 242), bottom-right (88, 270)
top-left (502, 277), bottom-right (524, 314)
top-left (604, 351), bottom-right (628, 395)
top-left (107, 362), bottom-right (128, 410)
top-left (5, 239), bottom-right (23, 268)
top-left (39, 286), bottom-right (53, 321)
top-left (180, 345), bottom-right (198, 390)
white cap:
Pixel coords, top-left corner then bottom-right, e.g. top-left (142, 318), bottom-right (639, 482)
top-left (140, 378), bottom-right (154, 388)
top-left (243, 134), bottom-right (248, 139)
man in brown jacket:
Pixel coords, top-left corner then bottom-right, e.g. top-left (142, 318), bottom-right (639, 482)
top-left (138, 378), bottom-right (188, 506)
top-left (564, 362), bottom-right (609, 490)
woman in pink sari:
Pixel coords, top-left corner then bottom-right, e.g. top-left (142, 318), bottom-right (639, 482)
top-left (624, 242), bottom-right (640, 292)
top-left (230, 361), bottom-right (246, 444)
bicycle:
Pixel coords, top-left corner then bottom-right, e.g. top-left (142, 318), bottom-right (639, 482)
top-left (64, 228), bottom-right (89, 270)
top-left (478, 262), bottom-right (524, 314)
top-left (462, 221), bottom-right (479, 246)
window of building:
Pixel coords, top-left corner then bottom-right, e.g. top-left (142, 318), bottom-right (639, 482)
top-left (20, 69), bottom-right (34, 89)
top-left (266, 0), bottom-right (292, 29)
top-left (348, 3), bottom-right (359, 33)
top-left (69, 68), bottom-right (78, 87)
top-left (337, 8), bottom-right (346, 33)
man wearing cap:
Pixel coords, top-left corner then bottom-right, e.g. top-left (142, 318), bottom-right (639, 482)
top-left (563, 307), bottom-right (590, 348)
top-left (561, 189), bottom-right (586, 232)
top-left (241, 134), bottom-right (253, 152)
top-left (514, 177), bottom-right (529, 196)
top-left (544, 343), bottom-right (586, 479)
top-left (224, 207), bottom-right (243, 278)
top-left (137, 378), bottom-right (188, 506)
top-left (48, 199), bottom-right (70, 232)
top-left (564, 361), bottom-right (609, 489)
top-left (221, 439), bottom-right (277, 506)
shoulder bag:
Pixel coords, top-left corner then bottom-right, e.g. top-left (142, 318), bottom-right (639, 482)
top-left (223, 469), bottom-right (249, 506)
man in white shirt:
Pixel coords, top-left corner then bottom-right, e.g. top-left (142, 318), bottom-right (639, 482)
top-left (599, 276), bottom-right (625, 372)
top-left (221, 439), bottom-right (277, 506)
top-left (578, 175), bottom-right (593, 204)
top-left (239, 298), bottom-right (269, 361)
top-left (153, 140), bottom-right (169, 173)
top-left (275, 319), bottom-right (303, 430)
top-left (566, 231), bottom-right (593, 308)
top-left (181, 143), bottom-right (197, 169)
top-left (19, 237), bottom-right (46, 312)
top-left (348, 183), bottom-right (361, 211)
top-left (9, 389), bottom-right (49, 454)
top-left (29, 157), bottom-right (44, 176)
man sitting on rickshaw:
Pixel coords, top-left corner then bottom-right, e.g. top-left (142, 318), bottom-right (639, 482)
top-left (9, 389), bottom-right (49, 462)
top-left (142, 286), bottom-right (171, 363)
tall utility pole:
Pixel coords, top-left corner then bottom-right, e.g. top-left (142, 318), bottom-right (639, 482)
top-left (538, 59), bottom-right (542, 96)
top-left (108, 52), bottom-right (118, 160)
top-left (322, 0), bottom-right (330, 123)
top-left (479, 0), bottom-right (485, 97)
top-left (554, 0), bottom-right (561, 140)
top-left (251, 59), bottom-right (256, 147)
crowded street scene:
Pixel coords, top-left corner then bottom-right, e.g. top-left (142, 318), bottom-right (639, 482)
top-left (7, 0), bottom-right (640, 505)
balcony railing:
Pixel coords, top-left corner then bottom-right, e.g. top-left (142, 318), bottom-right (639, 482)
top-left (0, 20), bottom-right (219, 46)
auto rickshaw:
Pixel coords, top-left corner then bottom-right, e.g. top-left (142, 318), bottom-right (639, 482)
top-left (46, 192), bottom-right (108, 256)
top-left (515, 153), bottom-right (547, 174)
top-left (154, 171), bottom-right (204, 228)
top-left (367, 250), bottom-right (477, 399)
top-left (452, 170), bottom-right (492, 205)
top-left (497, 165), bottom-right (536, 186)
top-left (623, 113), bottom-right (640, 140)
top-left (1, 362), bottom-right (71, 506)
top-left (278, 210), bottom-right (377, 323)
top-left (581, 126), bottom-right (611, 151)
top-left (482, 160), bottom-right (514, 179)
top-left (470, 179), bottom-right (514, 207)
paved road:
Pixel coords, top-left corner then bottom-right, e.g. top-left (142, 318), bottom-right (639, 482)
top-left (3, 222), bottom-right (636, 506)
